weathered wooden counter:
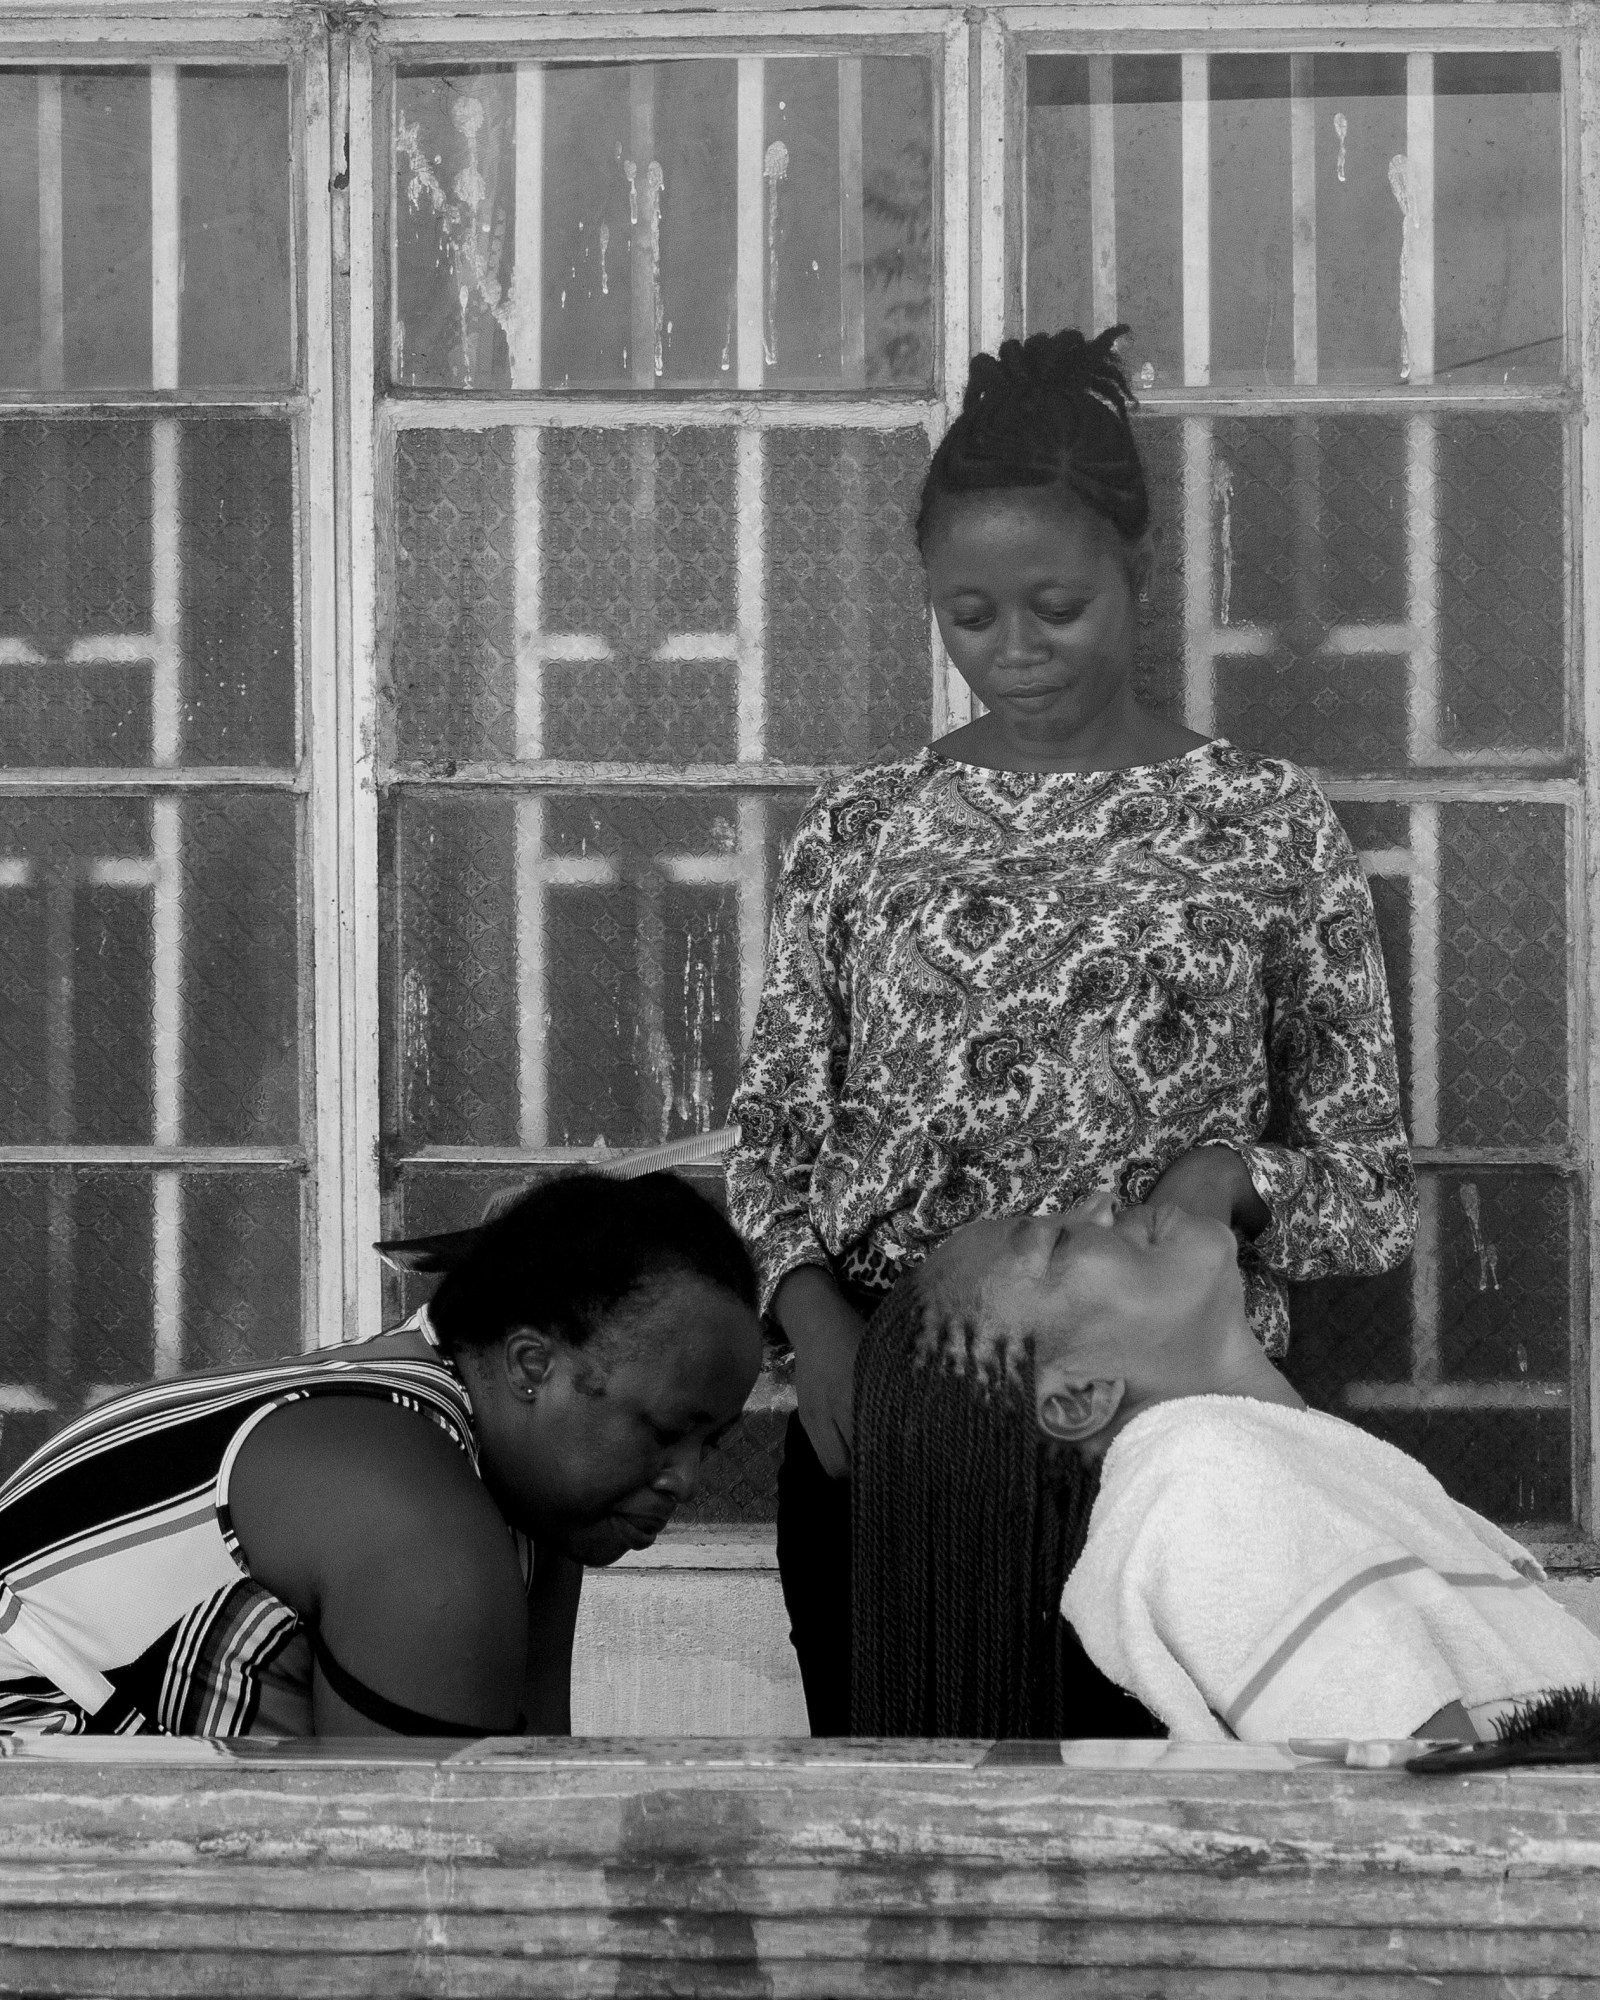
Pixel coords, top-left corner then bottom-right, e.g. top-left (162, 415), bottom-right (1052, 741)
top-left (0, 1735), bottom-right (1596, 1997)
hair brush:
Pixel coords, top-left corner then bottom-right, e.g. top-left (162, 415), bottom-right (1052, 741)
top-left (1407, 1684), bottom-right (1600, 1773)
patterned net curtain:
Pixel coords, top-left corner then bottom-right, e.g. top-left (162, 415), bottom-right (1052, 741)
top-left (0, 70), bottom-right (305, 1480)
top-left (1028, 50), bottom-right (1575, 1531)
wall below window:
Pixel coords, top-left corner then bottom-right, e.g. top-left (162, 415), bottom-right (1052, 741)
top-left (572, 1531), bottom-right (1600, 1738)
top-left (572, 1528), bottom-right (808, 1738)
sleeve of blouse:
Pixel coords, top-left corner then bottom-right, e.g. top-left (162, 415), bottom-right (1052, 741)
top-left (1234, 790), bottom-right (1418, 1283)
top-left (725, 791), bottom-right (853, 1313)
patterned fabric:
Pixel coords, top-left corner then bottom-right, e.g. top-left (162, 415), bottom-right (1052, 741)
top-left (0, 1352), bottom-right (480, 1737)
top-left (727, 738), bottom-right (1416, 1352)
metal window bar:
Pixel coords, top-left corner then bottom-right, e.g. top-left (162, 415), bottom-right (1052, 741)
top-left (150, 67), bottom-right (185, 1378)
top-left (36, 71), bottom-right (63, 392)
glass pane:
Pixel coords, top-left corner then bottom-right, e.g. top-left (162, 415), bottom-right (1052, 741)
top-left (388, 790), bottom-right (790, 1150)
top-left (0, 794), bottom-right (302, 1147)
top-left (392, 56), bottom-right (934, 391)
top-left (1287, 1168), bottom-right (1575, 1528)
top-left (1026, 51), bottom-right (1562, 387)
top-left (1132, 412), bottom-right (1566, 770)
top-left (765, 427), bottom-right (931, 762)
top-left (389, 424), bottom-right (932, 767)
top-left (0, 418), bottom-right (297, 769)
top-left (1435, 55), bottom-right (1563, 383)
top-left (1335, 801), bottom-right (1568, 1153)
top-left (0, 1168), bottom-right (301, 1479)
top-left (0, 69), bottom-right (292, 392)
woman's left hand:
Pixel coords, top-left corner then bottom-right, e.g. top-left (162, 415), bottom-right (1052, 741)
top-left (1147, 1144), bottom-right (1270, 1239)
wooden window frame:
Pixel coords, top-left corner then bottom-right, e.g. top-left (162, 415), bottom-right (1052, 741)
top-left (988, 0), bottom-right (1595, 1563)
top-left (3, 0), bottom-right (1594, 1561)
top-left (0, 5), bottom-right (347, 1379)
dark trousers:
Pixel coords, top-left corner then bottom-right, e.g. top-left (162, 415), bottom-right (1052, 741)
top-left (774, 1411), bottom-right (853, 1736)
top-left (775, 1409), bottom-right (1165, 1740)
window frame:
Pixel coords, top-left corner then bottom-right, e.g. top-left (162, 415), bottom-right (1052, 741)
top-left (990, 0), bottom-right (1596, 1563)
top-left (0, 4), bottom-right (349, 1376)
top-left (2, 0), bottom-right (1594, 1562)
top-left (357, 3), bottom-right (972, 1340)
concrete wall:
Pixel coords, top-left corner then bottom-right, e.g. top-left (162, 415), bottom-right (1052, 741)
top-left (571, 1528), bottom-right (808, 1737)
top-left (572, 1530), bottom-right (1600, 1737)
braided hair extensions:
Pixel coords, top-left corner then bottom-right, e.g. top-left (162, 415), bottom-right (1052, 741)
top-left (915, 324), bottom-right (1149, 554)
top-left (850, 1279), bottom-right (1100, 1739)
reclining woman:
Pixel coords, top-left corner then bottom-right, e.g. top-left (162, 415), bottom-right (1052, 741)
top-left (0, 1173), bottom-right (761, 1738)
top-left (900, 1196), bottom-right (1600, 1744)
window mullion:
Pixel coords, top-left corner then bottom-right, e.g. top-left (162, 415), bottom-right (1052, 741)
top-left (305, 26), bottom-right (350, 1351)
top-left (342, 26), bottom-right (384, 1342)
top-left (1577, 22), bottom-right (1600, 1545)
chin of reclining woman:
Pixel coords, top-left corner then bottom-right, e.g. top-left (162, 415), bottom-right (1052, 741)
top-left (915, 1196), bottom-right (1600, 1745)
top-left (0, 1173), bottom-right (761, 1739)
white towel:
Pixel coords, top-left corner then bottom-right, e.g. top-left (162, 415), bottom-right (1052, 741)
top-left (1060, 1396), bottom-right (1600, 1742)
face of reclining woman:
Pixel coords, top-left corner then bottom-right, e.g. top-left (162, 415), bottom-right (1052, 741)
top-left (921, 1193), bottom-right (1246, 1411)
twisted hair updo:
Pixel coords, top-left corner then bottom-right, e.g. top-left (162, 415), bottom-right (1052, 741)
top-left (915, 324), bottom-right (1149, 555)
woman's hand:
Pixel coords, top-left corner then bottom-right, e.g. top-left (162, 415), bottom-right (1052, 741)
top-left (1148, 1144), bottom-right (1270, 1238)
top-left (773, 1265), bottom-right (867, 1480)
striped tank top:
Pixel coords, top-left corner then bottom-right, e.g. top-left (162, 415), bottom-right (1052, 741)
top-left (0, 1344), bottom-right (500, 1737)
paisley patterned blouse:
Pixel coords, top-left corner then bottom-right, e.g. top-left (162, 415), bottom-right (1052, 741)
top-left (726, 739), bottom-right (1416, 1356)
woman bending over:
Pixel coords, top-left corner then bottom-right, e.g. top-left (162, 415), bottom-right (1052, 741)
top-left (0, 1172), bottom-right (760, 1738)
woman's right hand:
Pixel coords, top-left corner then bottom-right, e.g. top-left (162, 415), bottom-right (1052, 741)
top-left (773, 1265), bottom-right (867, 1480)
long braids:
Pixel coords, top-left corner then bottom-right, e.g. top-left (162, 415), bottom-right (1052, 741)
top-left (851, 1281), bottom-right (1100, 1738)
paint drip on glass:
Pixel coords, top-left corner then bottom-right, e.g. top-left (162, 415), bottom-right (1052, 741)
top-left (1458, 1181), bottom-right (1500, 1292)
top-left (394, 96), bottom-right (522, 389)
top-left (764, 140), bottom-right (789, 369)
top-left (1211, 458), bottom-right (1235, 627)
top-left (1388, 153), bottom-right (1419, 382)
top-left (1333, 112), bottom-right (1348, 184)
top-left (598, 221), bottom-right (610, 296)
top-left (623, 157), bottom-right (639, 226)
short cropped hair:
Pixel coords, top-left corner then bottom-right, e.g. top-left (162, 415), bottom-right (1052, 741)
top-left (425, 1171), bottom-right (757, 1358)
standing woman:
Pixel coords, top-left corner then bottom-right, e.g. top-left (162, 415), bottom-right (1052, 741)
top-left (726, 326), bottom-right (1417, 1737)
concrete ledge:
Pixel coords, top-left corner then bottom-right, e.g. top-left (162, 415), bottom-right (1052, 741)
top-left (1, 1738), bottom-right (1599, 1994)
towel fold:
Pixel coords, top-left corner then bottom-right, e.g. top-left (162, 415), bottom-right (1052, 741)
top-left (1060, 1397), bottom-right (1600, 1742)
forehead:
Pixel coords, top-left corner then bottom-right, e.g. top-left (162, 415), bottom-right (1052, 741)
top-left (588, 1280), bottom-right (758, 1422)
top-left (924, 492), bottom-right (1115, 575)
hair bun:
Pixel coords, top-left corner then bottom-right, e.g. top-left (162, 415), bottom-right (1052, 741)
top-left (919, 321), bottom-right (1150, 551)
top-left (961, 324), bottom-right (1134, 421)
